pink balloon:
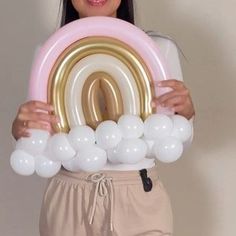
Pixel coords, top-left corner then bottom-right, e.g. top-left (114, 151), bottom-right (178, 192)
top-left (28, 16), bottom-right (171, 113)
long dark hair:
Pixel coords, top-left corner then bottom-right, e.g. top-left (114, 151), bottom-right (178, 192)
top-left (60, 0), bottom-right (134, 26)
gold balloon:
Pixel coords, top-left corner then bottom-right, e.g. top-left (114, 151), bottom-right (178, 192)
top-left (82, 72), bottom-right (124, 129)
top-left (48, 36), bottom-right (155, 132)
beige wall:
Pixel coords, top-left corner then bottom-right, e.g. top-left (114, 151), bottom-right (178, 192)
top-left (0, 0), bottom-right (235, 235)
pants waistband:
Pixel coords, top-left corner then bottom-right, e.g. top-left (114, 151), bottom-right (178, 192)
top-left (54, 165), bottom-right (159, 186)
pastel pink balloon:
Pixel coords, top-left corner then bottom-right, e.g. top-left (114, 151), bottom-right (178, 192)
top-left (28, 16), bottom-right (171, 112)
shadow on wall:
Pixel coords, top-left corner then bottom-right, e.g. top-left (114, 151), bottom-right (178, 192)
top-left (38, 0), bottom-right (61, 34)
top-left (135, 1), bottom-right (236, 236)
top-left (0, 1), bottom-right (61, 236)
top-left (136, 0), bottom-right (236, 152)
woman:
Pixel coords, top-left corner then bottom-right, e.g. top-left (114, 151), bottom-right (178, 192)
top-left (12, 0), bottom-right (195, 235)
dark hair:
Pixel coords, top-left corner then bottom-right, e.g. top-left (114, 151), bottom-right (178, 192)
top-left (60, 0), bottom-right (134, 26)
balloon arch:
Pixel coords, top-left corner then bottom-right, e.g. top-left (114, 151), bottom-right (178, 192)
top-left (10, 17), bottom-right (192, 177)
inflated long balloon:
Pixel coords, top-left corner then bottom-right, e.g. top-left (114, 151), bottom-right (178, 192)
top-left (28, 16), bottom-right (171, 132)
top-left (65, 54), bottom-right (139, 129)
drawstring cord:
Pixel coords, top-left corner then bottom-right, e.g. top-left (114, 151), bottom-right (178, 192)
top-left (87, 173), bottom-right (114, 231)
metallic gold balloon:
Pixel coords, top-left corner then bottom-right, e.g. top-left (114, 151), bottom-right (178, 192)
top-left (82, 72), bottom-right (123, 129)
top-left (64, 53), bottom-right (140, 129)
top-left (48, 36), bottom-right (155, 132)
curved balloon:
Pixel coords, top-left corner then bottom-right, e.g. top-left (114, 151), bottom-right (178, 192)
top-left (65, 53), bottom-right (140, 130)
top-left (81, 71), bottom-right (124, 129)
top-left (28, 17), bottom-right (171, 132)
top-left (49, 37), bottom-right (154, 132)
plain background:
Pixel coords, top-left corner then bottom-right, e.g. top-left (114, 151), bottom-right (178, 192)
top-left (1, 0), bottom-right (236, 235)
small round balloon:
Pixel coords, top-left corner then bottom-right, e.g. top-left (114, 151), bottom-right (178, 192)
top-left (141, 136), bottom-right (156, 159)
top-left (62, 157), bottom-right (81, 172)
top-left (35, 155), bottom-right (61, 178)
top-left (106, 146), bottom-right (121, 164)
top-left (68, 125), bottom-right (96, 151)
top-left (144, 114), bottom-right (173, 140)
top-left (46, 133), bottom-right (76, 161)
top-left (153, 136), bottom-right (183, 163)
top-left (117, 138), bottom-right (147, 164)
top-left (171, 115), bottom-right (192, 142)
top-left (10, 150), bottom-right (35, 176)
top-left (117, 114), bottom-right (144, 139)
top-left (76, 145), bottom-right (107, 172)
top-left (15, 129), bottom-right (50, 156)
top-left (95, 120), bottom-right (122, 149)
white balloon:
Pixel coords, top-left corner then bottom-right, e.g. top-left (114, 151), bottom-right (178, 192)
top-left (62, 157), bottom-right (81, 172)
top-left (153, 136), bottom-right (183, 163)
top-left (116, 139), bottom-right (147, 164)
top-left (65, 54), bottom-right (140, 127)
top-left (171, 115), bottom-right (192, 142)
top-left (15, 129), bottom-right (50, 156)
top-left (47, 133), bottom-right (76, 162)
top-left (35, 155), bottom-right (61, 178)
top-left (68, 125), bottom-right (95, 151)
top-left (144, 114), bottom-right (173, 139)
top-left (10, 150), bottom-right (35, 176)
top-left (76, 145), bottom-right (107, 172)
top-left (117, 115), bottom-right (144, 139)
top-left (107, 146), bottom-right (121, 164)
top-left (95, 120), bottom-right (122, 149)
top-left (141, 136), bottom-right (156, 159)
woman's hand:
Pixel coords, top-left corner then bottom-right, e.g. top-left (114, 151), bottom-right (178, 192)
top-left (12, 101), bottom-right (60, 140)
top-left (151, 79), bottom-right (195, 120)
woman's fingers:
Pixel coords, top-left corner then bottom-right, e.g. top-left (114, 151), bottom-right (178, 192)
top-left (150, 79), bottom-right (185, 90)
top-left (15, 119), bottom-right (53, 139)
top-left (171, 104), bottom-right (185, 113)
top-left (26, 120), bottom-right (52, 132)
top-left (12, 120), bottom-right (31, 140)
top-left (153, 95), bottom-right (187, 108)
top-left (18, 112), bottom-right (60, 124)
top-left (151, 79), bottom-right (195, 119)
top-left (19, 126), bottom-right (31, 138)
top-left (12, 101), bottom-right (58, 140)
top-left (19, 100), bottom-right (54, 113)
top-left (153, 89), bottom-right (189, 106)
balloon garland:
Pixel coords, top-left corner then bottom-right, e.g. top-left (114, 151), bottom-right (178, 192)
top-left (10, 17), bottom-right (192, 177)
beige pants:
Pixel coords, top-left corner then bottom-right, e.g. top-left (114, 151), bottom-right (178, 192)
top-left (39, 166), bottom-right (173, 236)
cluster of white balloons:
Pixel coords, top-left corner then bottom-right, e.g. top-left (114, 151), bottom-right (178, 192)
top-left (10, 114), bottom-right (192, 177)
